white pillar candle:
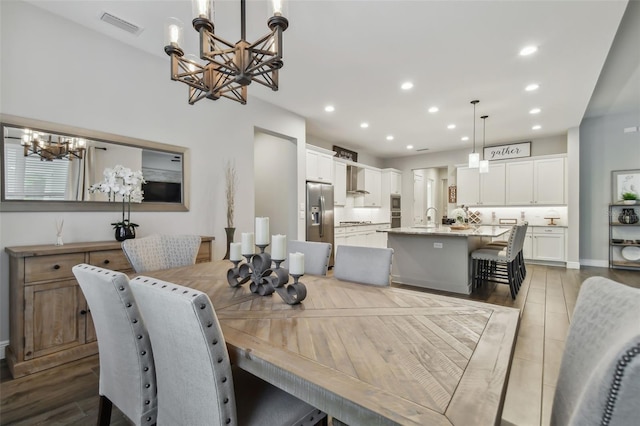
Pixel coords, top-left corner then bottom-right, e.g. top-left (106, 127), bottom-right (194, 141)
top-left (289, 252), bottom-right (305, 275)
top-left (230, 242), bottom-right (242, 261)
top-left (255, 217), bottom-right (270, 245)
top-left (271, 234), bottom-right (286, 260)
top-left (241, 232), bottom-right (255, 255)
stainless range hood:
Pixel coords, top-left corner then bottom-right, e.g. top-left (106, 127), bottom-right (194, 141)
top-left (346, 165), bottom-right (370, 194)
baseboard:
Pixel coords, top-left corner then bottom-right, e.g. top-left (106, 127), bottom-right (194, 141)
top-left (580, 259), bottom-right (609, 268)
top-left (565, 261), bottom-right (581, 270)
top-left (0, 340), bottom-right (8, 360)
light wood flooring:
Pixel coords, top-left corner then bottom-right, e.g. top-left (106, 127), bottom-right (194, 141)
top-left (1, 264), bottom-right (638, 426)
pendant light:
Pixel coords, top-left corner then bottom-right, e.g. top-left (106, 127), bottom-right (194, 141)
top-left (468, 100), bottom-right (480, 168)
top-left (479, 115), bottom-right (489, 174)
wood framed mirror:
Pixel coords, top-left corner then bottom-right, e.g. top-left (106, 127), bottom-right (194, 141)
top-left (1, 114), bottom-right (190, 212)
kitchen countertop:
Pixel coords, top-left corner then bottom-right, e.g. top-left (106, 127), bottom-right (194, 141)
top-left (335, 222), bottom-right (390, 228)
top-left (385, 225), bottom-right (510, 238)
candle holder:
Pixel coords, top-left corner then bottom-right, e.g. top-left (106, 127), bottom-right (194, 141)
top-left (227, 244), bottom-right (307, 305)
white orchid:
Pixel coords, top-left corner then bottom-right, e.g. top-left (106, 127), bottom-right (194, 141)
top-left (451, 208), bottom-right (467, 223)
top-left (90, 165), bottom-right (146, 227)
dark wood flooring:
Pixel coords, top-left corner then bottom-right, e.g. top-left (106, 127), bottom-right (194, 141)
top-left (1, 265), bottom-right (638, 426)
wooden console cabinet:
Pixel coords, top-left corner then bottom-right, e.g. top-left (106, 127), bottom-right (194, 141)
top-left (5, 237), bottom-right (213, 378)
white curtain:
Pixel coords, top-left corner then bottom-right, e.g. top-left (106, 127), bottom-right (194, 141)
top-left (65, 146), bottom-right (95, 201)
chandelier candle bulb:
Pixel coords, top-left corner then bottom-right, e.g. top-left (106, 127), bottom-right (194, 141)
top-left (271, 235), bottom-right (286, 260)
top-left (192, 0), bottom-right (214, 20)
top-left (255, 217), bottom-right (270, 245)
top-left (164, 18), bottom-right (184, 47)
top-left (289, 252), bottom-right (305, 275)
top-left (241, 232), bottom-right (255, 255)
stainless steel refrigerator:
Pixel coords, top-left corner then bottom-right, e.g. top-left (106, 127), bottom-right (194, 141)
top-left (306, 182), bottom-right (335, 266)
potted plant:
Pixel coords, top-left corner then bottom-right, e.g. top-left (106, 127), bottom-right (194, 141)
top-left (622, 192), bottom-right (638, 205)
top-left (223, 160), bottom-right (238, 259)
top-left (89, 165), bottom-right (145, 241)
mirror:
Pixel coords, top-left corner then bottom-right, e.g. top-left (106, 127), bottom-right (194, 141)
top-left (1, 114), bottom-right (189, 212)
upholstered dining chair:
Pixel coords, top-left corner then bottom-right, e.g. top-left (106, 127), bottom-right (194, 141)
top-left (129, 276), bottom-right (327, 426)
top-left (551, 276), bottom-right (640, 426)
top-left (72, 264), bottom-right (157, 426)
top-left (286, 240), bottom-right (332, 276)
top-left (333, 245), bottom-right (394, 286)
top-left (122, 234), bottom-right (201, 273)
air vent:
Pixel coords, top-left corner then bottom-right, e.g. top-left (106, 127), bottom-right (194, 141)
top-left (100, 12), bottom-right (144, 35)
top-left (416, 148), bottom-right (430, 152)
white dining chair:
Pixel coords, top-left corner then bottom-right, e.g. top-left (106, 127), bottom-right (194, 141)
top-left (333, 245), bottom-right (394, 286)
top-left (551, 276), bottom-right (640, 425)
top-left (129, 276), bottom-right (327, 426)
top-left (122, 234), bottom-right (201, 272)
top-left (286, 240), bottom-right (332, 276)
top-left (72, 264), bottom-right (157, 426)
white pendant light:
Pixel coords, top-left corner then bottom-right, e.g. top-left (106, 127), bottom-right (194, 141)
top-left (468, 100), bottom-right (480, 168)
top-left (479, 115), bottom-right (489, 174)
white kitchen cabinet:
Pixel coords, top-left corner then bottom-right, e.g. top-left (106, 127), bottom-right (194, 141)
top-left (506, 157), bottom-right (565, 205)
top-left (531, 227), bottom-right (565, 262)
top-left (354, 168), bottom-right (382, 207)
top-left (306, 148), bottom-right (334, 183)
top-left (523, 232), bottom-right (533, 260)
top-left (335, 224), bottom-right (390, 249)
top-left (389, 171), bottom-right (402, 195)
top-left (456, 163), bottom-right (505, 206)
top-left (334, 161), bottom-right (347, 206)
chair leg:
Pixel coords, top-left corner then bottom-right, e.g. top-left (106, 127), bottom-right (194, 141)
top-left (97, 395), bottom-right (113, 426)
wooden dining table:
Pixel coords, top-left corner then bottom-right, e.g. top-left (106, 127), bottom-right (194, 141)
top-left (146, 260), bottom-right (520, 426)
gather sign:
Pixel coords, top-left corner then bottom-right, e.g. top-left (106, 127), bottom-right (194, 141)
top-left (484, 141), bottom-right (531, 161)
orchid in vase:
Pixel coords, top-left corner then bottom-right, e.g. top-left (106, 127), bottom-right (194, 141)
top-left (450, 207), bottom-right (467, 226)
top-left (89, 165), bottom-right (145, 241)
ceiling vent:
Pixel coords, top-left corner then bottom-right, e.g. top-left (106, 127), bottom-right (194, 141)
top-left (100, 12), bottom-right (144, 36)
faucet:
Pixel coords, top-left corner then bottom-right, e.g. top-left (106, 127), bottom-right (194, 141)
top-left (425, 207), bottom-right (438, 227)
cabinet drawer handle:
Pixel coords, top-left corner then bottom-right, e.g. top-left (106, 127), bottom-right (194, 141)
top-left (80, 310), bottom-right (87, 315)
top-left (103, 259), bottom-right (110, 265)
top-left (53, 264), bottom-right (61, 270)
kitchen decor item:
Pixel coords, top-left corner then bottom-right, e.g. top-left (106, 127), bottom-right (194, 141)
top-left (306, 182), bottom-right (335, 266)
top-left (621, 246), bottom-right (640, 261)
top-left (618, 208), bottom-right (639, 224)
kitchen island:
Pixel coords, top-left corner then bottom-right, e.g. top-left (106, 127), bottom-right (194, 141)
top-left (386, 225), bottom-right (510, 294)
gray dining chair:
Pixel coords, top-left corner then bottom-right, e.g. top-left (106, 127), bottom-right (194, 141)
top-left (129, 276), bottom-right (327, 426)
top-left (122, 234), bottom-right (201, 272)
top-left (72, 264), bottom-right (157, 426)
top-left (551, 276), bottom-right (640, 425)
top-left (286, 240), bottom-right (332, 276)
top-left (333, 245), bottom-right (394, 286)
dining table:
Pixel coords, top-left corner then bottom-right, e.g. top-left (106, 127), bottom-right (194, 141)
top-left (145, 260), bottom-right (520, 426)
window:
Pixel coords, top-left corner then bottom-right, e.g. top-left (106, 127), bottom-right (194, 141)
top-left (4, 141), bottom-right (70, 200)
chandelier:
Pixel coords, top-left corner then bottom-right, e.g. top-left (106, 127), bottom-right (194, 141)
top-left (164, 0), bottom-right (289, 105)
top-left (22, 130), bottom-right (85, 161)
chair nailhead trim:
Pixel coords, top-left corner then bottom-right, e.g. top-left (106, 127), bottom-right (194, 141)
top-left (132, 319), bottom-right (138, 323)
top-left (223, 397), bottom-right (229, 404)
top-left (212, 339), bottom-right (218, 345)
top-left (200, 303), bottom-right (206, 309)
top-left (600, 342), bottom-right (640, 426)
top-left (226, 419), bottom-right (231, 424)
top-left (221, 377), bottom-right (227, 383)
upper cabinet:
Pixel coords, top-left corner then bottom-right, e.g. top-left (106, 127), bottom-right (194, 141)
top-left (334, 160), bottom-right (347, 206)
top-left (306, 146), bottom-right (335, 183)
top-left (506, 157), bottom-right (565, 205)
top-left (456, 163), bottom-right (505, 206)
top-left (389, 170), bottom-right (402, 195)
top-left (353, 167), bottom-right (382, 207)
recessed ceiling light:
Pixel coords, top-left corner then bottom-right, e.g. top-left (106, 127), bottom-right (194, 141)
top-left (360, 122), bottom-right (369, 129)
top-left (532, 125), bottom-right (541, 130)
top-left (406, 145), bottom-right (414, 150)
top-left (386, 135), bottom-right (394, 141)
top-left (461, 136), bottom-right (469, 141)
top-left (401, 81), bottom-right (414, 90)
top-left (525, 83), bottom-right (540, 92)
top-left (324, 105), bottom-right (335, 112)
top-left (447, 124), bottom-right (456, 129)
top-left (428, 106), bottom-right (439, 113)
top-left (519, 45), bottom-right (538, 56)
top-left (529, 108), bottom-right (541, 114)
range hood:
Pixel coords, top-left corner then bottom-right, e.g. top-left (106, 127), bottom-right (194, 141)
top-left (346, 165), bottom-right (370, 194)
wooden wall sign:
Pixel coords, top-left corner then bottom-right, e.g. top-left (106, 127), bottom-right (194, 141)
top-left (484, 141), bottom-right (531, 161)
top-left (333, 145), bottom-right (358, 162)
top-left (448, 185), bottom-right (457, 203)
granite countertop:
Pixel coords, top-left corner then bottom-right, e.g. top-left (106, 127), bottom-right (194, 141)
top-left (335, 222), bottom-right (390, 228)
top-left (385, 225), bottom-right (510, 238)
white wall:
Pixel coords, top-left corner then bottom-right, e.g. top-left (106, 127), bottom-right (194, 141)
top-left (0, 1), bottom-right (308, 346)
top-left (306, 134), bottom-right (385, 169)
top-left (579, 111), bottom-right (640, 266)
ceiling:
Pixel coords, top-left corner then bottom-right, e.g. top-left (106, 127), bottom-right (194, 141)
top-left (24, 0), bottom-right (629, 158)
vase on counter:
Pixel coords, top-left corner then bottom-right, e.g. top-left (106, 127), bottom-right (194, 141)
top-left (222, 227), bottom-right (236, 260)
top-left (114, 223), bottom-right (137, 241)
top-left (618, 208), bottom-right (639, 224)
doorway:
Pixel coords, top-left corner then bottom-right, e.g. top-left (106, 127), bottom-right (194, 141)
top-left (413, 167), bottom-right (448, 225)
